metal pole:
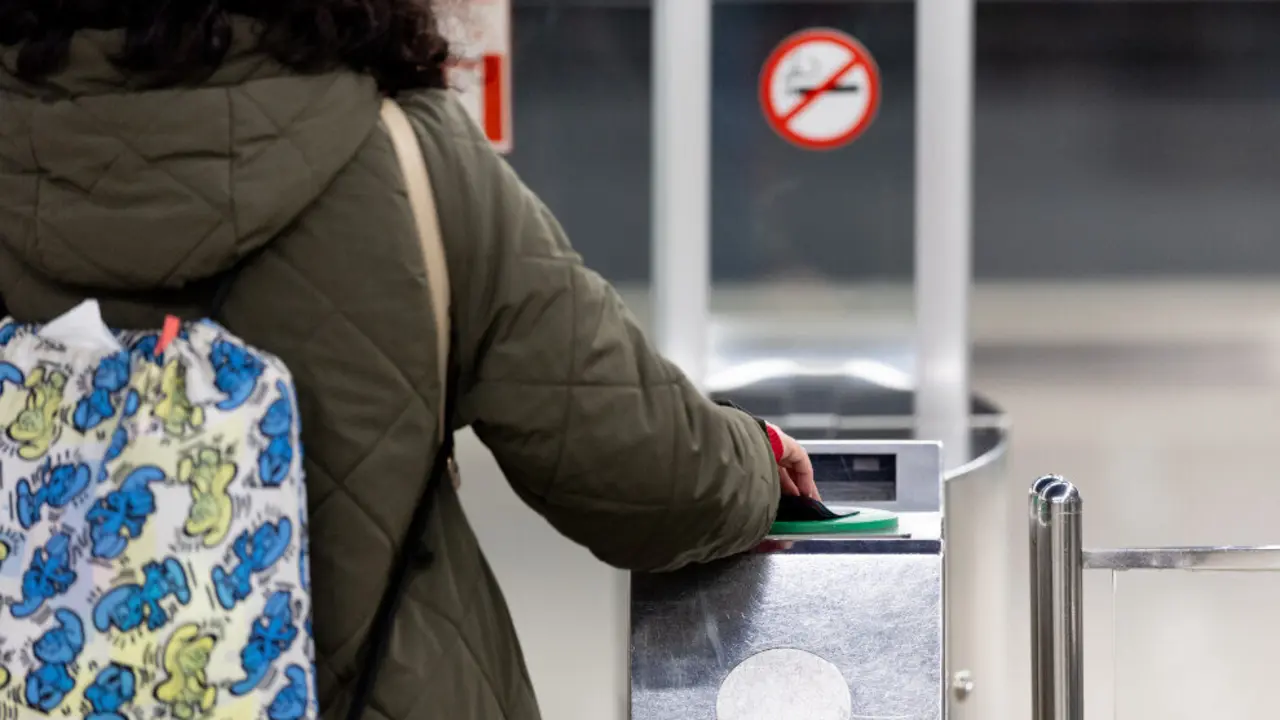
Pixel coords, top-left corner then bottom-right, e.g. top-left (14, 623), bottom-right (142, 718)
top-left (1030, 477), bottom-right (1084, 720)
top-left (652, 0), bottom-right (712, 389)
top-left (915, 0), bottom-right (974, 472)
top-left (1029, 476), bottom-right (1060, 720)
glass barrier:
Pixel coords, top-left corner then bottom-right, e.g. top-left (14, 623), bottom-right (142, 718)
top-left (975, 1), bottom-right (1280, 278)
top-left (1110, 570), bottom-right (1280, 719)
top-left (706, 2), bottom-right (919, 391)
top-left (506, 1), bottom-right (654, 287)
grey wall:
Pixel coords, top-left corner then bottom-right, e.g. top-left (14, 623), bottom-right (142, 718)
top-left (506, 1), bottom-right (1280, 283)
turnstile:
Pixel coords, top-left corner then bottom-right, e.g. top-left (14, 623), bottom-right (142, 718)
top-left (630, 441), bottom-right (946, 720)
top-left (712, 373), bottom-right (1011, 717)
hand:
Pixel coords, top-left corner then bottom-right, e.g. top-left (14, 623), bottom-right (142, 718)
top-left (770, 426), bottom-right (819, 501)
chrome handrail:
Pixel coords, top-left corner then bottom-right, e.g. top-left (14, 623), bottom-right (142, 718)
top-left (1083, 546), bottom-right (1280, 572)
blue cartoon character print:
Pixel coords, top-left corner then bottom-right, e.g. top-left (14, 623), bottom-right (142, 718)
top-left (212, 517), bottom-right (292, 610)
top-left (98, 424), bottom-right (131, 483)
top-left (231, 591), bottom-right (299, 696)
top-left (299, 537), bottom-right (310, 593)
top-left (268, 665), bottom-right (310, 720)
top-left (12, 532), bottom-right (76, 619)
top-left (131, 333), bottom-right (159, 361)
top-left (72, 351), bottom-right (131, 433)
top-left (25, 609), bottom-right (84, 713)
top-left (211, 339), bottom-right (265, 411)
top-left (17, 461), bottom-right (91, 528)
top-left (258, 381), bottom-right (295, 487)
top-left (93, 557), bottom-right (191, 634)
top-left (130, 329), bottom-right (190, 365)
top-left (86, 465), bottom-right (164, 559)
top-left (95, 386), bottom-right (141, 483)
top-left (0, 321), bottom-right (17, 346)
top-left (85, 663), bottom-right (136, 720)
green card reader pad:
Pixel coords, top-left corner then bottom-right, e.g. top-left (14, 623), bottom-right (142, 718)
top-left (769, 494), bottom-right (899, 536)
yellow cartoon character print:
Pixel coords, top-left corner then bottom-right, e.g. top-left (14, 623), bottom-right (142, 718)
top-left (6, 367), bottom-right (66, 460)
top-left (155, 624), bottom-right (217, 720)
top-left (0, 664), bottom-right (9, 690)
top-left (154, 358), bottom-right (204, 437)
top-left (0, 538), bottom-right (8, 565)
top-left (177, 448), bottom-right (236, 547)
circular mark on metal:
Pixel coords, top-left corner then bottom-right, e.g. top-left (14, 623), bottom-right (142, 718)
top-left (716, 648), bottom-right (852, 720)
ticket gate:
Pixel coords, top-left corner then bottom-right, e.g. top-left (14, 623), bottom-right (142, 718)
top-left (712, 372), bottom-right (1011, 717)
top-left (630, 441), bottom-right (946, 720)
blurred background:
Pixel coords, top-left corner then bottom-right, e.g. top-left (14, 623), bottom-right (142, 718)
top-left (454, 1), bottom-right (1280, 719)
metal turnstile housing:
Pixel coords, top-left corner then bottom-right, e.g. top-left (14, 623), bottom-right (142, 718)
top-left (630, 441), bottom-right (946, 720)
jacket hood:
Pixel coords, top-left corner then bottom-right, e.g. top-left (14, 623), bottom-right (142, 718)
top-left (0, 17), bottom-right (380, 292)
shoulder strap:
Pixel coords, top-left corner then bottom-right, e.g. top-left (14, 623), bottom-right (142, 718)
top-left (345, 100), bottom-right (456, 720)
top-left (380, 98), bottom-right (451, 420)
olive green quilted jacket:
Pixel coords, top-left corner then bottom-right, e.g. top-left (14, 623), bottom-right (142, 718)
top-left (0, 20), bottom-right (779, 720)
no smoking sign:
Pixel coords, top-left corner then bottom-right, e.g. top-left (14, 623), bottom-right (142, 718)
top-left (759, 29), bottom-right (882, 151)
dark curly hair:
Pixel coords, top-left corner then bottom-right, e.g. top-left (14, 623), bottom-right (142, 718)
top-left (0, 0), bottom-right (450, 92)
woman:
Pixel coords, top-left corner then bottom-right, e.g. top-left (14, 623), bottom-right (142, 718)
top-left (0, 3), bottom-right (816, 719)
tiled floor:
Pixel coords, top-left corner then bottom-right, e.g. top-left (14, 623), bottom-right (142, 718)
top-left (459, 281), bottom-right (1280, 720)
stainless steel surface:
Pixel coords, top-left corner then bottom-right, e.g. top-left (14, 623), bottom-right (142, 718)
top-left (651, 0), bottom-right (710, 387)
top-left (1083, 546), bottom-right (1280, 572)
top-left (1028, 475), bottom-right (1061, 720)
top-left (1029, 478), bottom-right (1084, 720)
top-left (712, 374), bottom-right (1010, 720)
top-left (800, 439), bottom-right (943, 513)
top-left (942, 428), bottom-right (1010, 720)
top-left (630, 536), bottom-right (944, 720)
top-left (916, 0), bottom-right (975, 472)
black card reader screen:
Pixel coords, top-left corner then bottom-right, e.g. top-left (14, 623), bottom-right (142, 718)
top-left (810, 453), bottom-right (897, 503)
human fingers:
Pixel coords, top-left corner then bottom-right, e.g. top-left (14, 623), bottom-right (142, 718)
top-left (779, 465), bottom-right (801, 496)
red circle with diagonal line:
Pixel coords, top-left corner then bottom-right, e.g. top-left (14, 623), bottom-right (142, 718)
top-left (759, 29), bottom-right (882, 151)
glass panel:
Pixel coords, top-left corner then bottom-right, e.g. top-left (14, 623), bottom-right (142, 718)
top-left (975, 8), bottom-right (1280, 712)
top-left (1111, 571), bottom-right (1280, 718)
top-left (712, 4), bottom-right (915, 284)
top-left (507, 1), bottom-right (652, 285)
top-left (975, 1), bottom-right (1280, 278)
top-left (707, 1), bottom-right (918, 399)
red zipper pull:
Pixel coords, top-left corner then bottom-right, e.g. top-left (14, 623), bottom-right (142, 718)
top-left (156, 315), bottom-right (181, 358)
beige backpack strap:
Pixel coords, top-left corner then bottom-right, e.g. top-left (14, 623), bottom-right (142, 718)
top-left (380, 99), bottom-right (451, 442)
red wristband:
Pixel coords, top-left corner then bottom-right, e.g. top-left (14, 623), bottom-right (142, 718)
top-left (764, 423), bottom-right (785, 464)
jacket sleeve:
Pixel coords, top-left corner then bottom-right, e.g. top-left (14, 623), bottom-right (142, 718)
top-left (403, 91), bottom-right (779, 572)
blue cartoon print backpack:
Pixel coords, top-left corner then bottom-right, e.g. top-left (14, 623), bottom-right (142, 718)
top-left (0, 99), bottom-right (454, 720)
top-left (0, 302), bottom-right (317, 720)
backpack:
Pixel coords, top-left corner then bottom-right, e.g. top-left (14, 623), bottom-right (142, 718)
top-left (0, 99), bottom-right (452, 720)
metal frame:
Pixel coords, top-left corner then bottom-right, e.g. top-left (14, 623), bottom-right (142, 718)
top-left (652, 0), bottom-right (712, 389)
top-left (1028, 476), bottom-right (1280, 720)
top-left (651, 0), bottom-right (978, 405)
top-left (800, 439), bottom-right (943, 513)
top-left (916, 0), bottom-right (975, 472)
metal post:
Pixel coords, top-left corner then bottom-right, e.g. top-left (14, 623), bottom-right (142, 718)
top-left (1029, 477), bottom-right (1084, 720)
top-left (915, 0), bottom-right (974, 472)
top-left (1029, 476), bottom-right (1059, 720)
top-left (652, 0), bottom-right (712, 388)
